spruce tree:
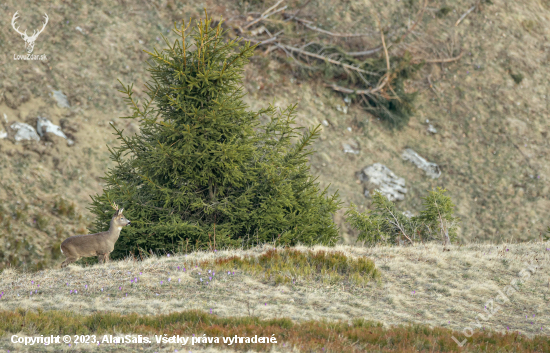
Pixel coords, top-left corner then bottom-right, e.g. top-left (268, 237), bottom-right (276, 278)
top-left (88, 13), bottom-right (341, 259)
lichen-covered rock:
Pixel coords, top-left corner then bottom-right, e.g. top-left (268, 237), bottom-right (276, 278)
top-left (10, 122), bottom-right (40, 142)
top-left (51, 89), bottom-right (70, 108)
top-left (357, 163), bottom-right (407, 201)
top-left (401, 148), bottom-right (441, 179)
top-left (37, 117), bottom-right (68, 139)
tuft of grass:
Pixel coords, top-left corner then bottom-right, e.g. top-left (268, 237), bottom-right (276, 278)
top-left (205, 249), bottom-right (380, 286)
top-left (53, 197), bottom-right (76, 218)
top-left (436, 6), bottom-right (453, 18)
top-left (36, 213), bottom-right (50, 231)
top-left (509, 70), bottom-right (524, 84)
top-left (14, 208), bottom-right (26, 221)
top-left (0, 310), bottom-right (547, 352)
top-left (522, 19), bottom-right (537, 33)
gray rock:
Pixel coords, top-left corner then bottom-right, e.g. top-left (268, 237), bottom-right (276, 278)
top-left (357, 163), bottom-right (407, 201)
top-left (10, 122), bottom-right (40, 142)
top-left (401, 148), bottom-right (441, 179)
top-left (427, 124), bottom-right (437, 134)
top-left (37, 117), bottom-right (67, 139)
top-left (0, 128), bottom-right (7, 139)
top-left (342, 140), bottom-right (360, 154)
top-left (52, 90), bottom-right (70, 108)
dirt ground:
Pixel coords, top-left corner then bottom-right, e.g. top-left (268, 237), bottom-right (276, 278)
top-left (1, 0), bottom-right (550, 267)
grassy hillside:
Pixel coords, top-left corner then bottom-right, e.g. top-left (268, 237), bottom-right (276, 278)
top-left (1, 0), bottom-right (550, 350)
top-left (0, 243), bottom-right (548, 351)
top-left (2, 0), bottom-right (550, 271)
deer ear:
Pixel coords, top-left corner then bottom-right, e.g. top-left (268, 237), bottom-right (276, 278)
top-left (119, 208), bottom-right (124, 214)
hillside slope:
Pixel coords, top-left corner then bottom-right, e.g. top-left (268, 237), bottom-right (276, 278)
top-left (1, 0), bottom-right (550, 267)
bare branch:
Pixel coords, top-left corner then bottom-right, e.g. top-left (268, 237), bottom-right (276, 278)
top-left (291, 17), bottom-right (372, 37)
top-left (241, 36), bottom-right (279, 46)
top-left (455, 1), bottom-right (480, 27)
top-left (346, 46), bottom-right (382, 57)
top-left (279, 44), bottom-right (379, 75)
top-left (244, 1), bottom-right (287, 29)
top-left (283, 0), bottom-right (312, 22)
top-left (413, 51), bottom-right (463, 64)
top-left (261, 0), bottom-right (285, 18)
top-left (385, 206), bottom-right (414, 246)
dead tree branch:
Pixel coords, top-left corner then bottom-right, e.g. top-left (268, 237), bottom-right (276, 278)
top-left (244, 0), bottom-right (287, 29)
top-left (455, 1), bottom-right (480, 27)
top-left (290, 16), bottom-right (372, 37)
top-left (241, 36), bottom-right (279, 45)
top-left (413, 51), bottom-right (463, 64)
top-left (279, 44), bottom-right (379, 75)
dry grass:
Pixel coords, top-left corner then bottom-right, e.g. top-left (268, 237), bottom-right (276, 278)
top-left (0, 243), bottom-right (548, 352)
top-left (1, 0), bottom-right (550, 349)
top-left (205, 248), bottom-right (380, 286)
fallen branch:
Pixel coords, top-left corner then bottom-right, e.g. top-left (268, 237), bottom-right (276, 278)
top-left (372, 15), bottom-right (390, 94)
top-left (244, 0), bottom-right (287, 29)
top-left (261, 0), bottom-right (285, 18)
top-left (241, 36), bottom-right (279, 45)
top-left (427, 74), bottom-right (442, 97)
top-left (279, 44), bottom-right (379, 75)
top-left (291, 16), bottom-right (372, 37)
top-left (325, 83), bottom-right (374, 95)
top-left (413, 52), bottom-right (463, 64)
top-left (322, 17), bottom-right (392, 96)
top-left (455, 1), bottom-right (479, 27)
top-left (346, 46), bottom-right (382, 57)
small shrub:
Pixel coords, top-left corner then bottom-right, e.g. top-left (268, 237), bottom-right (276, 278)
top-left (346, 188), bottom-right (459, 245)
top-left (345, 191), bottom-right (421, 245)
top-left (416, 187), bottom-right (459, 244)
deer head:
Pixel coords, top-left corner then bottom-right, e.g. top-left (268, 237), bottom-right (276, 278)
top-left (11, 11), bottom-right (49, 54)
top-left (111, 202), bottom-right (131, 229)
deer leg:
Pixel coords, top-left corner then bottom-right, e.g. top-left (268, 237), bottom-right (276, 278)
top-left (104, 253), bottom-right (110, 263)
top-left (61, 257), bottom-right (78, 268)
top-left (98, 254), bottom-right (105, 264)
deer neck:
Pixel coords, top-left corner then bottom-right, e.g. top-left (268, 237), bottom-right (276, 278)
top-left (108, 219), bottom-right (123, 240)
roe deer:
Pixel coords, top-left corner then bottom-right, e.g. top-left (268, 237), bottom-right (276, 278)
top-left (60, 202), bottom-right (130, 268)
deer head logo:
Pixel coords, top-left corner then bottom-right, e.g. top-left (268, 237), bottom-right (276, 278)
top-left (11, 11), bottom-right (49, 54)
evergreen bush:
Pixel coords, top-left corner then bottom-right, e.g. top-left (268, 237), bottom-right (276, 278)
top-left (88, 13), bottom-right (341, 259)
top-left (346, 187), bottom-right (458, 245)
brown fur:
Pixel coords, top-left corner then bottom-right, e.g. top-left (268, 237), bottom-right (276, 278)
top-left (60, 208), bottom-right (130, 268)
